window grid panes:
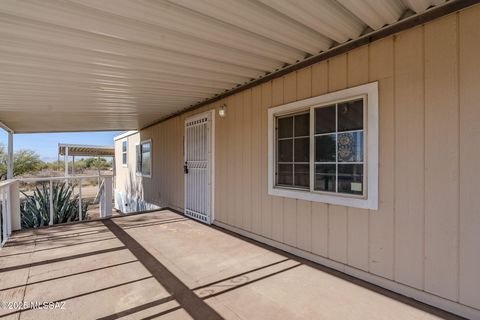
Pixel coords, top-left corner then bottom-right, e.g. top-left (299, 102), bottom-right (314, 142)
top-left (136, 141), bottom-right (151, 177)
top-left (122, 141), bottom-right (127, 165)
top-left (276, 112), bottom-right (309, 189)
top-left (275, 98), bottom-right (365, 197)
top-left (314, 99), bottom-right (364, 196)
top-left (136, 144), bottom-right (141, 173)
top-left (141, 142), bottom-right (151, 176)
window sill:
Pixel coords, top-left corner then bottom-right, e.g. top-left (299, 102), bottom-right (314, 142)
top-left (268, 186), bottom-right (377, 210)
top-left (135, 173), bottom-right (151, 178)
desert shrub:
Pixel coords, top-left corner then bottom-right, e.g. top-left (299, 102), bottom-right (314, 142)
top-left (20, 182), bottom-right (89, 229)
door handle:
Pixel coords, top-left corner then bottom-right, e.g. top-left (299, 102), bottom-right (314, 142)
top-left (184, 162), bottom-right (189, 174)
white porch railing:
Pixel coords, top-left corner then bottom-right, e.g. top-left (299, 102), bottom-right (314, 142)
top-left (0, 175), bottom-right (113, 248)
top-left (0, 179), bottom-right (19, 246)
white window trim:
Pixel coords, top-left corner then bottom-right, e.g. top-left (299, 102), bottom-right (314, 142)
top-left (268, 82), bottom-right (378, 210)
top-left (136, 139), bottom-right (152, 178)
top-left (121, 140), bottom-right (128, 167)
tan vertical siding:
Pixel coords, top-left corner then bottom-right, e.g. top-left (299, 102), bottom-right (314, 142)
top-left (113, 138), bottom-right (123, 193)
top-left (115, 116), bottom-right (186, 210)
top-left (311, 202), bottom-right (328, 257)
top-left (458, 5), bottom-right (480, 309)
top-left (310, 61), bottom-right (329, 258)
top-left (215, 101), bottom-right (226, 223)
top-left (297, 67), bottom-right (312, 100)
top-left (114, 5), bottom-right (480, 313)
top-left (271, 77), bottom-right (284, 243)
top-left (251, 86), bottom-right (263, 235)
top-left (226, 95), bottom-right (235, 225)
top-left (156, 123), bottom-right (163, 205)
top-left (115, 132), bottom-right (141, 203)
top-left (283, 72), bottom-right (297, 248)
top-left (327, 54), bottom-right (348, 264)
top-left (233, 93), bottom-right (243, 228)
top-left (260, 82), bottom-right (273, 238)
top-left (296, 67), bottom-right (313, 252)
top-left (346, 46), bottom-right (370, 271)
top-left (179, 116), bottom-right (185, 206)
top-left (243, 89), bottom-right (253, 231)
top-left (368, 37), bottom-right (395, 280)
top-left (424, 14), bottom-right (459, 301)
top-left (394, 26), bottom-right (425, 290)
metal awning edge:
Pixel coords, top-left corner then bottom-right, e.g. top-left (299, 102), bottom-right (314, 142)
top-left (141, 0), bottom-right (479, 131)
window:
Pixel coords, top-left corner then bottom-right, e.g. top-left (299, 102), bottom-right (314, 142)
top-left (268, 82), bottom-right (378, 210)
top-left (314, 99), bottom-right (364, 195)
top-left (121, 141), bottom-right (128, 166)
top-left (276, 113), bottom-right (310, 189)
top-left (136, 140), bottom-right (151, 177)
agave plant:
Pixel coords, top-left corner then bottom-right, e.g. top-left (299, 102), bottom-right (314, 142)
top-left (20, 182), bottom-right (89, 229)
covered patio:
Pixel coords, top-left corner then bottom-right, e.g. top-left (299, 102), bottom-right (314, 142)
top-left (0, 210), bottom-right (460, 320)
top-left (1, 0), bottom-right (480, 318)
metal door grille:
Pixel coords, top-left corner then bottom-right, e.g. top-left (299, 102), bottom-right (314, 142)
top-left (184, 113), bottom-right (211, 224)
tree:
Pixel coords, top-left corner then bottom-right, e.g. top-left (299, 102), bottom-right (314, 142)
top-left (13, 150), bottom-right (44, 176)
top-left (0, 143), bottom-right (44, 180)
top-left (84, 157), bottom-right (111, 170)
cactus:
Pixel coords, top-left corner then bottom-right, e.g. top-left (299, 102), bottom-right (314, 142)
top-left (20, 182), bottom-right (89, 229)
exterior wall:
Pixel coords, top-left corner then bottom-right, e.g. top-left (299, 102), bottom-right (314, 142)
top-left (115, 118), bottom-right (185, 211)
top-left (114, 6), bottom-right (480, 317)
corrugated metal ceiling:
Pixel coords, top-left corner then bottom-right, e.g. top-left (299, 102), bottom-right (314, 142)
top-left (0, 0), bottom-right (448, 133)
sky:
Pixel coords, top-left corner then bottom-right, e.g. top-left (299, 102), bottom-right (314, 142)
top-left (0, 130), bottom-right (121, 162)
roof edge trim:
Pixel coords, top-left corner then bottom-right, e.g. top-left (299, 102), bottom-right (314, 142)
top-left (142, 0), bottom-right (478, 130)
top-left (114, 130), bottom-right (138, 141)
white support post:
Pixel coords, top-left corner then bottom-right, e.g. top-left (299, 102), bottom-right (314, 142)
top-left (0, 180), bottom-right (20, 247)
top-left (112, 157), bottom-right (116, 190)
top-left (1, 191), bottom-right (6, 245)
top-left (100, 176), bottom-right (112, 218)
top-left (9, 181), bottom-right (21, 231)
top-left (64, 147), bottom-right (69, 177)
top-left (5, 186), bottom-right (11, 238)
top-left (7, 131), bottom-right (13, 180)
top-left (97, 156), bottom-right (100, 187)
top-left (78, 179), bottom-right (82, 221)
top-left (49, 180), bottom-right (54, 226)
top-left (72, 156), bottom-right (75, 176)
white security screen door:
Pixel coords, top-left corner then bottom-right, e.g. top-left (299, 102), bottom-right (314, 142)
top-left (184, 111), bottom-right (214, 224)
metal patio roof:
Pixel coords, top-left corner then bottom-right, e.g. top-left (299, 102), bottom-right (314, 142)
top-left (0, 0), bottom-right (452, 133)
top-left (58, 143), bottom-right (115, 157)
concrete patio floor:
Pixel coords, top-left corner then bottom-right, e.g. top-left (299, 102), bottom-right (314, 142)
top-left (0, 210), bottom-right (463, 320)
